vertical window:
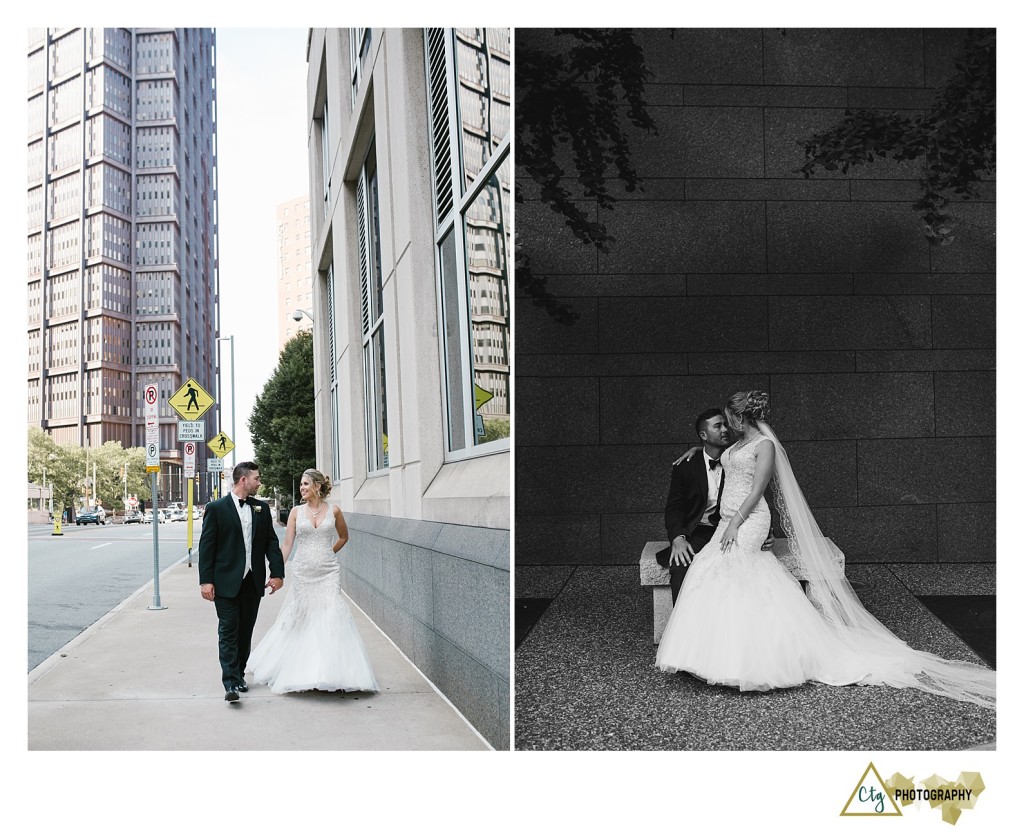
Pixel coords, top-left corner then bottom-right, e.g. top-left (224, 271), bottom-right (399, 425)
top-left (425, 28), bottom-right (511, 456)
top-left (349, 28), bottom-right (371, 107)
top-left (325, 263), bottom-right (341, 482)
top-left (356, 145), bottom-right (388, 472)
top-left (318, 100), bottom-right (330, 218)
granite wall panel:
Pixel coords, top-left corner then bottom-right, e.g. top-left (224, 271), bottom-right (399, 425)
top-left (767, 202), bottom-right (931, 273)
top-left (771, 372), bottom-right (935, 440)
top-left (515, 376), bottom-right (600, 446)
top-left (598, 296), bottom-right (768, 353)
top-left (639, 28), bottom-right (764, 85)
top-left (762, 28), bottom-right (925, 87)
top-left (598, 200), bottom-right (767, 274)
top-left (768, 296), bottom-right (933, 351)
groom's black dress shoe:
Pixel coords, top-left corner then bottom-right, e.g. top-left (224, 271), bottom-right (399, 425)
top-left (225, 688), bottom-right (240, 702)
top-left (236, 681), bottom-right (249, 693)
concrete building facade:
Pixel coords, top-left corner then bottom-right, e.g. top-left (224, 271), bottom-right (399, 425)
top-left (276, 194), bottom-right (313, 349)
top-left (306, 28), bottom-right (511, 748)
top-left (517, 28), bottom-right (995, 568)
top-left (27, 27), bottom-right (220, 504)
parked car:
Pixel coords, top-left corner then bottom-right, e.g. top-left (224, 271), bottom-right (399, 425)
top-left (123, 510), bottom-right (143, 524)
top-left (141, 509), bottom-right (166, 524)
top-left (169, 508), bottom-right (187, 522)
top-left (76, 507), bottom-right (106, 526)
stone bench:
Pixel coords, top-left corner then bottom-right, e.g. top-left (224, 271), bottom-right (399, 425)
top-left (639, 537), bottom-right (846, 644)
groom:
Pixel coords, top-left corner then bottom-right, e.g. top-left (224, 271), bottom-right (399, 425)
top-left (657, 408), bottom-right (731, 604)
top-left (199, 461), bottom-right (285, 702)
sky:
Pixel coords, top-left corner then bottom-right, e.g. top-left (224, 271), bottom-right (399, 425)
top-left (213, 29), bottom-right (309, 466)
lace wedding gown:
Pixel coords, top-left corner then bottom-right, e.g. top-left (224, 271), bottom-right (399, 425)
top-left (247, 508), bottom-right (379, 693)
top-left (656, 434), bottom-right (880, 690)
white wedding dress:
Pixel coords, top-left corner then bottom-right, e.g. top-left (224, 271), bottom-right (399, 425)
top-left (247, 508), bottom-right (379, 694)
top-left (655, 430), bottom-right (996, 708)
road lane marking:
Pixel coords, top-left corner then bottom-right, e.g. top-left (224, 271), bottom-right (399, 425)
top-left (91, 543), bottom-right (112, 550)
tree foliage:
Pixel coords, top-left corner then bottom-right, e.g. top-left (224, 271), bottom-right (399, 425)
top-left (27, 427), bottom-right (148, 513)
top-left (248, 331), bottom-right (316, 505)
top-left (516, 29), bottom-right (658, 322)
top-left (797, 29), bottom-right (995, 245)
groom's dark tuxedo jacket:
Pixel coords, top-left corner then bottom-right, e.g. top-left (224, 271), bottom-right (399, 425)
top-left (665, 453), bottom-right (720, 544)
top-left (198, 494), bottom-right (284, 598)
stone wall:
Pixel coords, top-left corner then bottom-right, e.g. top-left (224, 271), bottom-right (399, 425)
top-left (515, 29), bottom-right (995, 566)
top-left (340, 512), bottom-right (510, 749)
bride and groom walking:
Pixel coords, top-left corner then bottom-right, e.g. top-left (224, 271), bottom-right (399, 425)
top-left (654, 391), bottom-right (995, 710)
top-left (198, 461), bottom-right (378, 702)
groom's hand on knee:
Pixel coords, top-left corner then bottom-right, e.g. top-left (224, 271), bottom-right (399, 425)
top-left (201, 583), bottom-right (215, 601)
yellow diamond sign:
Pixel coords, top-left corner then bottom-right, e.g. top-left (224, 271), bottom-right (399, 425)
top-left (209, 431), bottom-right (235, 458)
top-left (169, 377), bottom-right (215, 421)
top-left (474, 383), bottom-right (494, 411)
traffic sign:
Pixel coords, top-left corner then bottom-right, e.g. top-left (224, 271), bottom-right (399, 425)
top-left (474, 383), bottom-right (494, 410)
top-left (207, 458), bottom-right (224, 472)
top-left (144, 382), bottom-right (159, 418)
top-left (128, 495), bottom-right (138, 508)
top-left (209, 431), bottom-right (235, 458)
top-left (169, 377), bottom-right (215, 421)
top-left (183, 441), bottom-right (197, 478)
top-left (178, 420), bottom-right (206, 442)
top-left (146, 441), bottom-right (160, 472)
top-left (144, 382), bottom-right (161, 472)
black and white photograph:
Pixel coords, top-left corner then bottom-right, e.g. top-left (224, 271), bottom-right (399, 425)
top-left (514, 26), bottom-right (997, 751)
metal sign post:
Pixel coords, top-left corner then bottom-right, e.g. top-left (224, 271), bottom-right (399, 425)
top-left (144, 382), bottom-right (166, 611)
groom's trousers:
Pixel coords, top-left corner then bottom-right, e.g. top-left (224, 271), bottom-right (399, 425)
top-left (663, 522), bottom-right (716, 605)
top-left (213, 572), bottom-right (261, 690)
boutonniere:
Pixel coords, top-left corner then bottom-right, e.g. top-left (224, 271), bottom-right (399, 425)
top-left (254, 505), bottom-right (262, 514)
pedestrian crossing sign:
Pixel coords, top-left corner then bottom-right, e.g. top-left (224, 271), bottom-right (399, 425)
top-left (209, 431), bottom-right (235, 458)
top-left (169, 377), bottom-right (215, 421)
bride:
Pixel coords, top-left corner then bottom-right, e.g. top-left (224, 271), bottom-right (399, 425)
top-left (246, 468), bottom-right (379, 694)
top-left (655, 391), bottom-right (995, 709)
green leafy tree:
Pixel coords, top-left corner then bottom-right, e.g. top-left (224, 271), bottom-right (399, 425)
top-left (797, 29), bottom-right (995, 245)
top-left (516, 28), bottom-right (659, 322)
top-left (28, 428), bottom-right (151, 514)
top-left (249, 331), bottom-right (316, 506)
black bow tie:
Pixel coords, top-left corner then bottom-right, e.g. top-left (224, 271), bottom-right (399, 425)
top-left (708, 458), bottom-right (720, 470)
top-left (238, 498), bottom-right (248, 508)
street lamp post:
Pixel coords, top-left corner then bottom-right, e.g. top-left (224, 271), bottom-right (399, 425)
top-left (217, 334), bottom-right (236, 475)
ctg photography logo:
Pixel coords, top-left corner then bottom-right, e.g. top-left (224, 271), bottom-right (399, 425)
top-left (841, 763), bottom-right (986, 825)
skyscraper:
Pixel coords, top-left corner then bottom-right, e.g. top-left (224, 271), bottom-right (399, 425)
top-left (275, 194), bottom-right (313, 349)
top-left (27, 28), bottom-right (219, 503)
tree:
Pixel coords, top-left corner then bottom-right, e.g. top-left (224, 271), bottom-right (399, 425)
top-left (516, 29), bottom-right (659, 322)
top-left (27, 428), bottom-right (147, 514)
top-left (797, 29), bottom-right (995, 246)
top-left (249, 331), bottom-right (316, 505)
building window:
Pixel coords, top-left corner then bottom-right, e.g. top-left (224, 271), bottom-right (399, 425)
top-left (356, 144), bottom-right (388, 473)
top-left (325, 264), bottom-right (341, 482)
top-left (317, 100), bottom-right (330, 218)
top-left (349, 28), bottom-right (371, 108)
top-left (425, 28), bottom-right (510, 457)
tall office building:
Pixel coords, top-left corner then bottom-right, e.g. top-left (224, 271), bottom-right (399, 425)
top-left (27, 28), bottom-right (219, 503)
top-left (307, 28), bottom-right (510, 748)
top-left (275, 195), bottom-right (313, 349)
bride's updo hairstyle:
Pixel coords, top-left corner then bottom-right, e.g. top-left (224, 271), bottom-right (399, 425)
top-left (725, 390), bottom-right (771, 429)
top-left (303, 468), bottom-right (333, 499)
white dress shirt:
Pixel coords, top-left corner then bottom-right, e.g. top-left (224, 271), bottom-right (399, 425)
top-left (234, 496), bottom-right (253, 578)
top-left (700, 449), bottom-right (723, 526)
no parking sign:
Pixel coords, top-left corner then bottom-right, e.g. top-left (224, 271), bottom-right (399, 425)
top-left (183, 441), bottom-right (197, 478)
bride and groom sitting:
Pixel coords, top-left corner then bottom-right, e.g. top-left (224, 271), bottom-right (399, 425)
top-left (656, 407), bottom-right (772, 604)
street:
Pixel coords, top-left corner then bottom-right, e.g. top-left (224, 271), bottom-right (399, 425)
top-left (27, 519), bottom-right (206, 671)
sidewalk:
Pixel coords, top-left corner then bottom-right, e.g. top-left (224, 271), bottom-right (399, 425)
top-left (28, 555), bottom-right (490, 751)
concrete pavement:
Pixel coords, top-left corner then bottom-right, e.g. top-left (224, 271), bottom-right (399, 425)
top-left (28, 554), bottom-right (491, 751)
